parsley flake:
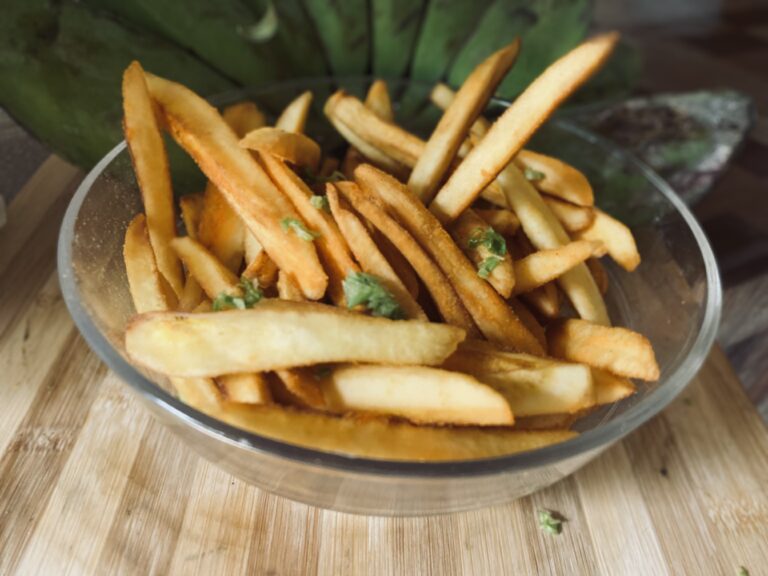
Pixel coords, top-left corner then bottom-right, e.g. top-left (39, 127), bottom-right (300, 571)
top-left (343, 272), bottom-right (404, 319)
top-left (281, 217), bottom-right (319, 241)
top-left (477, 256), bottom-right (502, 279)
top-left (468, 227), bottom-right (507, 256)
top-left (310, 195), bottom-right (331, 213)
top-left (212, 277), bottom-right (263, 311)
top-left (537, 509), bottom-right (564, 535)
top-left (738, 568), bottom-right (750, 576)
top-left (524, 166), bottom-right (546, 182)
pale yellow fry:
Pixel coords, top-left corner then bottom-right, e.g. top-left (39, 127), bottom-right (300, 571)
top-left (542, 195), bottom-right (596, 233)
top-left (409, 41), bottom-right (520, 202)
top-left (122, 61), bottom-right (184, 297)
top-left (126, 301), bottom-right (466, 377)
top-left (576, 208), bottom-right (641, 271)
top-left (172, 377), bottom-right (223, 411)
top-left (592, 368), bottom-right (636, 404)
top-left (275, 90), bottom-right (313, 133)
top-left (221, 101), bottom-right (266, 137)
top-left (242, 250), bottom-right (279, 288)
top-left (330, 114), bottom-right (409, 178)
top-left (179, 193), bottom-right (204, 240)
top-left (443, 341), bottom-right (595, 417)
top-left (521, 283), bottom-right (560, 319)
top-left (178, 276), bottom-right (205, 312)
top-left (319, 365), bottom-right (513, 426)
top-left (335, 181), bottom-right (477, 333)
top-left (449, 209), bottom-right (515, 298)
top-left (508, 298), bottom-right (546, 350)
top-left (515, 149), bottom-right (594, 206)
top-left (197, 402), bottom-right (577, 461)
top-left (326, 186), bottom-right (426, 320)
top-left (259, 152), bottom-right (359, 304)
top-left (364, 79), bottom-right (394, 122)
top-left (243, 229), bottom-right (263, 264)
top-left (497, 162), bottom-right (610, 325)
top-left (277, 270), bottom-right (305, 302)
top-left (429, 83), bottom-right (491, 139)
top-left (513, 240), bottom-right (601, 294)
top-left (430, 33), bottom-right (619, 222)
top-left (217, 373), bottom-right (272, 404)
top-left (124, 214), bottom-right (177, 313)
top-left (198, 182), bottom-right (245, 272)
top-left (548, 318), bottom-right (659, 381)
top-left (145, 71), bottom-right (328, 300)
top-left (240, 127), bottom-right (321, 171)
top-left (275, 369), bottom-right (327, 409)
top-left (474, 208), bottom-right (520, 236)
top-left (355, 165), bottom-right (543, 355)
top-left (170, 236), bottom-right (238, 299)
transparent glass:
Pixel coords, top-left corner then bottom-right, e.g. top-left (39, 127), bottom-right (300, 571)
top-left (58, 78), bottom-right (721, 516)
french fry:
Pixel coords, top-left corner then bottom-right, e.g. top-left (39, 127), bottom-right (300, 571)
top-left (192, 300), bottom-right (212, 313)
top-left (449, 209), bottom-right (515, 298)
top-left (319, 365), bottom-right (513, 426)
top-left (326, 186), bottom-right (426, 320)
top-left (587, 257), bottom-right (609, 294)
top-left (197, 402), bottom-right (576, 461)
top-left (198, 182), bottom-right (245, 272)
top-left (513, 240), bottom-right (602, 295)
top-left (243, 229), bottom-right (264, 265)
top-left (221, 101), bottom-right (266, 137)
top-left (332, 114), bottom-right (409, 178)
top-left (240, 127), bottom-right (321, 171)
top-left (178, 276), bottom-right (205, 312)
top-left (497, 162), bottom-right (610, 325)
top-left (145, 71), bottom-right (328, 300)
top-left (513, 413), bottom-right (578, 431)
top-left (521, 283), bottom-right (560, 319)
top-left (592, 368), bottom-right (636, 404)
top-left (170, 236), bottom-right (239, 299)
top-left (443, 341), bottom-right (595, 417)
top-left (429, 82), bottom-right (491, 140)
top-left (341, 146), bottom-right (365, 179)
top-left (277, 270), bottom-right (305, 302)
top-left (242, 249), bottom-right (279, 288)
top-left (179, 193), bottom-right (204, 240)
top-left (515, 149), bottom-right (594, 206)
top-left (217, 373), bottom-right (272, 404)
top-left (429, 33), bottom-right (619, 222)
top-left (275, 369), bottom-right (326, 409)
top-left (364, 79), bottom-right (394, 122)
top-left (126, 301), bottom-right (467, 377)
top-left (474, 208), bottom-right (520, 236)
top-left (318, 156), bottom-right (340, 178)
top-left (124, 214), bottom-right (177, 313)
top-left (335, 181), bottom-right (478, 333)
top-left (576, 209), bottom-right (641, 272)
top-left (355, 165), bottom-right (543, 355)
top-left (542, 195), bottom-right (596, 233)
top-left (408, 41), bottom-right (520, 202)
top-left (371, 230), bottom-right (420, 300)
top-left (122, 61), bottom-right (184, 297)
top-left (275, 91), bottom-right (313, 134)
top-left (259, 153), bottom-right (359, 304)
top-left (548, 319), bottom-right (660, 381)
top-left (508, 298), bottom-right (546, 349)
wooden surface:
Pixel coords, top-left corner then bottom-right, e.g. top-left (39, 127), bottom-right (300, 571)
top-left (1, 157), bottom-right (768, 575)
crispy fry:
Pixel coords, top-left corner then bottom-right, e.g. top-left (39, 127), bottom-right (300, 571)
top-left (259, 153), bottom-right (359, 304)
top-left (331, 114), bottom-right (409, 178)
top-left (408, 41), bottom-right (520, 202)
top-left (275, 369), bottom-right (326, 409)
top-left (521, 283), bottom-right (560, 319)
top-left (515, 149), bottom-right (594, 206)
top-left (242, 249), bottom-right (279, 288)
top-left (513, 240), bottom-right (601, 294)
top-left (326, 186), bottom-right (426, 320)
top-left (122, 62), bottom-right (184, 297)
top-left (124, 214), bottom-right (177, 313)
top-left (371, 230), bottom-right (420, 300)
top-left (240, 127), bottom-right (321, 171)
top-left (319, 365), bottom-right (513, 426)
top-left (429, 82), bottom-right (491, 140)
top-left (192, 300), bottom-right (212, 313)
top-left (198, 182), bottom-right (245, 272)
top-left (365, 79), bottom-right (394, 121)
top-left (275, 90), bottom-right (313, 133)
top-left (170, 236), bottom-right (239, 299)
top-left (145, 71), bottom-right (328, 300)
top-left (355, 165), bottom-right (543, 355)
top-left (217, 373), bottom-right (272, 404)
top-left (178, 276), bottom-right (205, 312)
top-left (587, 257), bottom-right (609, 294)
top-left (429, 33), bottom-right (619, 222)
top-left (126, 301), bottom-right (467, 377)
top-left (277, 270), bottom-right (305, 302)
top-left (592, 368), bottom-right (636, 404)
top-left (243, 229), bottom-right (263, 265)
top-left (221, 101), bottom-right (266, 137)
top-left (179, 193), bottom-right (204, 240)
top-left (335, 181), bottom-right (477, 333)
top-left (576, 209), bottom-right (641, 271)
top-left (474, 208), bottom-right (520, 236)
top-left (497, 162), bottom-right (610, 325)
top-left (548, 319), bottom-right (659, 381)
top-left (542, 195), bottom-right (596, 233)
top-left (508, 298), bottom-right (546, 349)
top-left (449, 209), bottom-right (515, 298)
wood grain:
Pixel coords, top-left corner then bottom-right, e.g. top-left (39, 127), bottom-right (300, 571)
top-left (1, 158), bottom-right (767, 575)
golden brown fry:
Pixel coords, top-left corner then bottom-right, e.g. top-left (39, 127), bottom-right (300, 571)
top-left (548, 319), bottom-right (659, 381)
top-left (576, 208), bottom-right (641, 271)
top-left (449, 209), bottom-right (515, 298)
top-left (242, 250), bottom-right (279, 288)
top-left (124, 214), bottom-right (178, 313)
top-left (372, 230), bottom-right (420, 300)
top-left (198, 182), bottom-right (245, 272)
top-left (355, 165), bottom-right (543, 355)
top-left (178, 276), bottom-right (205, 312)
top-left (592, 368), bottom-right (636, 404)
top-left (521, 283), bottom-right (560, 319)
top-left (507, 298), bottom-right (546, 349)
top-left (331, 114), bottom-right (409, 178)
top-left (179, 193), bottom-right (204, 240)
top-left (474, 208), bottom-right (520, 236)
top-left (277, 270), bottom-right (305, 302)
top-left (259, 153), bottom-right (359, 304)
top-left (430, 33), bottom-right (619, 222)
top-left (429, 83), bottom-right (491, 139)
top-left (122, 61), bottom-right (184, 297)
top-left (326, 186), bottom-right (426, 320)
top-left (217, 373), bottom-right (272, 404)
top-left (192, 300), bottom-right (212, 313)
top-left (275, 90), bottom-right (313, 133)
top-left (513, 240), bottom-right (601, 295)
top-left (170, 236), bottom-right (239, 299)
top-left (513, 413), bottom-right (578, 431)
top-left (145, 71), bottom-right (328, 300)
top-left (409, 41), bottom-right (520, 202)
top-left (335, 181), bottom-right (477, 333)
top-left (542, 195), bottom-right (596, 233)
top-left (126, 301), bottom-right (467, 376)
top-left (586, 257), bottom-right (609, 295)
top-left (319, 365), bottom-right (513, 426)
top-left (221, 101), bottom-right (266, 137)
top-left (364, 79), bottom-right (394, 122)
top-left (515, 149), bottom-right (594, 206)
top-left (341, 146), bottom-right (365, 179)
top-left (240, 127), bottom-right (321, 171)
top-left (275, 369), bottom-right (326, 409)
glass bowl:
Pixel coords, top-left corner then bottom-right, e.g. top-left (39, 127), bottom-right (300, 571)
top-left (58, 78), bottom-right (721, 516)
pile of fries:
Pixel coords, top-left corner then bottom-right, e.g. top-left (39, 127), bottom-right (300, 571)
top-left (121, 31), bottom-right (659, 462)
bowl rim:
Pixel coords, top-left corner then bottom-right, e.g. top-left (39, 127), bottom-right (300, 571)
top-left (58, 77), bottom-right (722, 479)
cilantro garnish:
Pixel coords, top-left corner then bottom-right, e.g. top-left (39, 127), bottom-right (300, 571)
top-left (281, 217), bottom-right (319, 241)
top-left (477, 256), bottom-right (502, 279)
top-left (212, 277), bottom-right (263, 311)
top-left (310, 195), bottom-right (330, 213)
top-left (738, 568), bottom-right (750, 576)
top-left (537, 509), bottom-right (564, 535)
top-left (524, 166), bottom-right (546, 182)
top-left (343, 272), bottom-right (404, 319)
top-left (468, 227), bottom-right (507, 256)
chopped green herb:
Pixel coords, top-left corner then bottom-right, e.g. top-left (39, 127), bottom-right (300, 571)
top-left (524, 166), bottom-right (546, 182)
top-left (310, 194), bottom-right (330, 213)
top-left (281, 217), bottom-right (319, 241)
top-left (537, 509), bottom-right (564, 535)
top-left (212, 277), bottom-right (263, 311)
top-left (477, 256), bottom-right (502, 279)
top-left (738, 567), bottom-right (750, 576)
top-left (313, 366), bottom-right (333, 380)
top-left (467, 227), bottom-right (507, 256)
top-left (343, 272), bottom-right (404, 320)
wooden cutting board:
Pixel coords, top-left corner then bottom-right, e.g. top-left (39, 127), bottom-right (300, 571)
top-left (1, 156), bottom-right (767, 576)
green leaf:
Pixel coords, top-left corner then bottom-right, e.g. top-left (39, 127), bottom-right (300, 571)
top-left (281, 217), bottom-right (320, 241)
top-left (537, 509), bottom-right (564, 535)
top-left (477, 256), bottom-right (502, 279)
top-left (468, 227), bottom-right (507, 256)
top-left (238, 276), bottom-right (263, 307)
top-left (738, 567), bottom-right (750, 576)
top-left (524, 166), bottom-right (546, 182)
top-left (212, 277), bottom-right (262, 311)
top-left (343, 272), bottom-right (404, 320)
top-left (310, 195), bottom-right (331, 213)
